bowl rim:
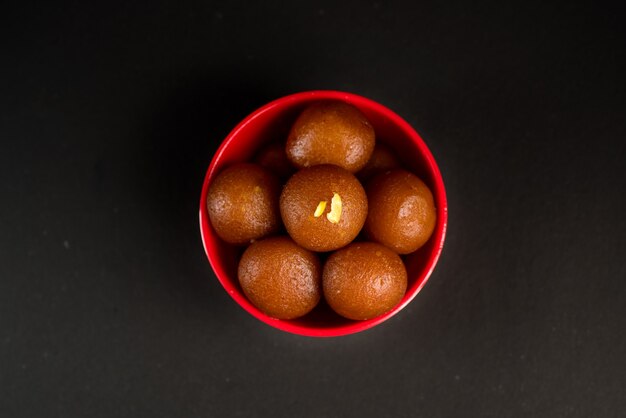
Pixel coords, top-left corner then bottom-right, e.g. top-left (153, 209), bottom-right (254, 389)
top-left (199, 90), bottom-right (448, 337)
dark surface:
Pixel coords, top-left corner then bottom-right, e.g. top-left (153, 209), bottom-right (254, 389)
top-left (1, 1), bottom-right (625, 417)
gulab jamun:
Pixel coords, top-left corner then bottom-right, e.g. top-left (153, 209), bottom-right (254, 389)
top-left (357, 142), bottom-right (401, 182)
top-left (207, 163), bottom-right (281, 245)
top-left (365, 169), bottom-right (436, 254)
top-left (323, 242), bottom-right (407, 320)
top-left (280, 165), bottom-right (368, 252)
top-left (238, 236), bottom-right (321, 319)
top-left (254, 141), bottom-right (295, 180)
top-left (286, 101), bottom-right (375, 172)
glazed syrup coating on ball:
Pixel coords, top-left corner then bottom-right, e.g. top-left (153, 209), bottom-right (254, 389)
top-left (286, 101), bottom-right (375, 173)
top-left (254, 141), bottom-right (296, 180)
top-left (238, 236), bottom-right (321, 320)
top-left (323, 242), bottom-right (407, 320)
top-left (365, 169), bottom-right (436, 254)
top-left (206, 163), bottom-right (281, 245)
top-left (357, 142), bottom-right (401, 182)
top-left (280, 165), bottom-right (368, 252)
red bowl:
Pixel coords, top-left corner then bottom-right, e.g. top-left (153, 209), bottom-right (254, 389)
top-left (199, 91), bottom-right (448, 337)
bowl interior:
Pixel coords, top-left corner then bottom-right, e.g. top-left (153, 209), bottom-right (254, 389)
top-left (199, 91), bottom-right (447, 337)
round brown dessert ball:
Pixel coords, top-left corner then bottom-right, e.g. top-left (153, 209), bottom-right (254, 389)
top-left (206, 163), bottom-right (281, 245)
top-left (254, 141), bottom-right (295, 180)
top-left (280, 165), bottom-right (368, 252)
top-left (365, 169), bottom-right (437, 254)
top-left (238, 236), bottom-right (321, 319)
top-left (357, 142), bottom-right (401, 182)
top-left (286, 101), bottom-right (375, 172)
top-left (323, 242), bottom-right (407, 320)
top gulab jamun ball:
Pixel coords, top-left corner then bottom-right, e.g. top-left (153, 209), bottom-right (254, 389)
top-left (286, 101), bottom-right (375, 173)
top-left (280, 164), bottom-right (367, 252)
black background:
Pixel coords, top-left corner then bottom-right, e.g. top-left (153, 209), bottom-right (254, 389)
top-left (1, 1), bottom-right (625, 417)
